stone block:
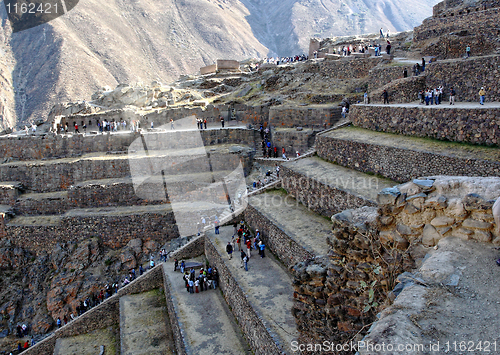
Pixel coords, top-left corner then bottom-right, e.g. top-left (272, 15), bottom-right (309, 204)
top-left (430, 216), bottom-right (455, 227)
top-left (422, 224), bottom-right (442, 247)
top-left (462, 219), bottom-right (492, 230)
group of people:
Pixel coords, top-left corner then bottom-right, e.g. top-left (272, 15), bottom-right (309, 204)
top-left (418, 86), bottom-right (445, 105)
top-left (262, 55), bottom-right (308, 66)
top-left (178, 262), bottom-right (220, 294)
top-left (225, 221), bottom-right (266, 271)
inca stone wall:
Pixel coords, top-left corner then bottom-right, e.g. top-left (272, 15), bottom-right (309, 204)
top-left (204, 237), bottom-right (285, 355)
top-left (15, 192), bottom-right (69, 215)
top-left (348, 104), bottom-right (500, 146)
top-left (6, 208), bottom-right (178, 254)
top-left (0, 128), bottom-right (256, 161)
top-left (369, 76), bottom-right (426, 104)
top-left (269, 105), bottom-right (341, 129)
top-left (304, 57), bottom-right (384, 79)
top-left (368, 66), bottom-right (408, 93)
top-left (292, 176), bottom-right (500, 348)
top-left (23, 265), bottom-right (164, 355)
top-left (271, 129), bottom-right (317, 156)
top-left (315, 133), bottom-right (500, 183)
top-left (244, 204), bottom-right (315, 268)
top-left (281, 165), bottom-right (378, 218)
top-left (425, 55), bottom-right (500, 103)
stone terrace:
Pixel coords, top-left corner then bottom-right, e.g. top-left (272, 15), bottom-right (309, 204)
top-left (281, 156), bottom-right (396, 217)
top-left (246, 190), bottom-right (331, 267)
top-left (349, 103), bottom-right (500, 146)
top-left (162, 260), bottom-right (250, 354)
top-left (316, 126), bottom-right (500, 183)
top-left (205, 226), bottom-right (298, 354)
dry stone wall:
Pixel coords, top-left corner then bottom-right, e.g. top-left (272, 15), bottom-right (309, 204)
top-left (6, 208), bottom-right (178, 254)
top-left (292, 176), bottom-right (500, 349)
top-left (425, 55), bottom-right (500, 103)
top-left (369, 76), bottom-right (426, 104)
top-left (315, 133), bottom-right (500, 183)
top-left (349, 104), bottom-right (500, 146)
top-left (0, 128), bottom-right (256, 161)
top-left (269, 105), bottom-right (341, 129)
top-left (281, 165), bottom-right (377, 218)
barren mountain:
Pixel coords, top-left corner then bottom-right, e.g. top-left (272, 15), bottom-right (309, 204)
top-left (0, 0), bottom-right (439, 128)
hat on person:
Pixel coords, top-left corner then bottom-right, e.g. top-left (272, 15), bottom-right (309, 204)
top-left (481, 87), bottom-right (484, 89)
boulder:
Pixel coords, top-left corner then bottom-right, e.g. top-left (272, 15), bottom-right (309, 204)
top-left (422, 224), bottom-right (442, 247)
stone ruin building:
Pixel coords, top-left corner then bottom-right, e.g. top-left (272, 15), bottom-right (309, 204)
top-left (0, 0), bottom-right (499, 354)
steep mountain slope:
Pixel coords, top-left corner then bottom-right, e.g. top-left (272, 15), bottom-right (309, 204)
top-left (241, 0), bottom-right (441, 56)
top-left (0, 0), bottom-right (439, 128)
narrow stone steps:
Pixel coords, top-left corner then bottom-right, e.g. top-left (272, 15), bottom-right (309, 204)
top-left (119, 289), bottom-right (175, 355)
top-left (282, 155), bottom-right (396, 217)
top-left (316, 126), bottom-right (500, 183)
top-left (53, 327), bottom-right (118, 355)
top-left (248, 190), bottom-right (331, 258)
top-left (162, 261), bottom-right (251, 354)
top-left (206, 226), bottom-right (298, 354)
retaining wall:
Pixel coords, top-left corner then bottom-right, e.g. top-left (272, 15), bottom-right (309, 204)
top-left (349, 104), bottom-right (500, 146)
top-left (5, 208), bottom-right (178, 254)
top-left (244, 204), bottom-right (315, 268)
top-left (281, 165), bottom-right (377, 218)
top-left (315, 133), bottom-right (500, 183)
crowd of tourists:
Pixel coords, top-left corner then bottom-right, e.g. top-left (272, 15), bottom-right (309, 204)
top-left (177, 261), bottom-right (220, 294)
top-left (262, 54), bottom-right (308, 66)
top-left (225, 221), bottom-right (266, 271)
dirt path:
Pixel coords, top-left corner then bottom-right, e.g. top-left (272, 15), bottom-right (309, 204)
top-left (361, 237), bottom-right (500, 355)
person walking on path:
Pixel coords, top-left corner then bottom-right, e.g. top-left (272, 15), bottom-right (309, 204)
top-left (449, 87), bottom-right (456, 105)
top-left (403, 67), bottom-right (408, 78)
top-left (382, 90), bottom-right (389, 104)
top-left (479, 87), bottom-right (486, 105)
top-left (364, 92), bottom-right (369, 104)
top-left (259, 241), bottom-right (265, 258)
top-left (243, 255), bottom-right (248, 271)
top-left (246, 238), bottom-right (252, 259)
top-left (379, 28), bottom-right (384, 38)
top-left (240, 250), bottom-right (246, 267)
top-left (421, 58), bottom-right (426, 72)
top-left (466, 45), bottom-right (471, 58)
top-left (275, 164), bottom-right (280, 178)
top-left (220, 116), bottom-right (225, 128)
top-left (214, 217), bottom-right (220, 234)
top-left (226, 242), bottom-right (233, 259)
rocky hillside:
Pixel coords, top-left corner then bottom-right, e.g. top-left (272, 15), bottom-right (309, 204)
top-left (0, 0), bottom-right (439, 129)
